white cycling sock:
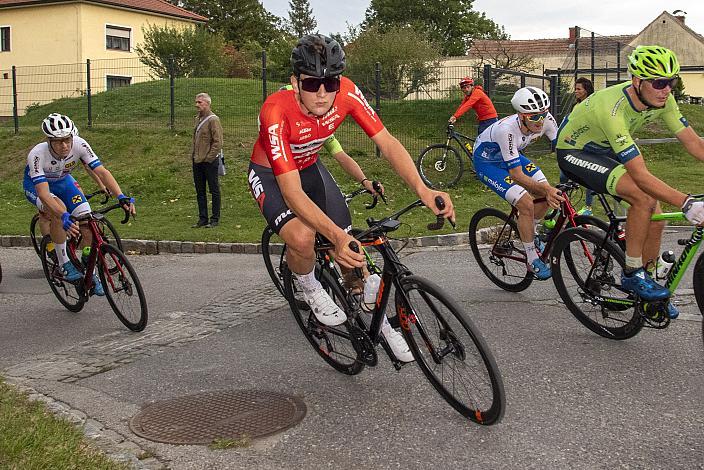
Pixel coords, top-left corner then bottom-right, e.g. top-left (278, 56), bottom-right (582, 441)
top-left (55, 242), bottom-right (69, 265)
top-left (625, 255), bottom-right (642, 271)
top-left (524, 242), bottom-right (539, 264)
top-left (295, 269), bottom-right (322, 294)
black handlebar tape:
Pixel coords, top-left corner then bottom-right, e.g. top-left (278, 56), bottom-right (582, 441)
top-left (348, 241), bottom-right (364, 279)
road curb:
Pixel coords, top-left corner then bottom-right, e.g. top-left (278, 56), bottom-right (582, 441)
top-left (1, 233), bottom-right (470, 255)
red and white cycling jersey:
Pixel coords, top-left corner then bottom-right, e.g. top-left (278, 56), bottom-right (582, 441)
top-left (250, 76), bottom-right (385, 175)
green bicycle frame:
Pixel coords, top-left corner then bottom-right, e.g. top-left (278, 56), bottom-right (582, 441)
top-left (651, 211), bottom-right (704, 293)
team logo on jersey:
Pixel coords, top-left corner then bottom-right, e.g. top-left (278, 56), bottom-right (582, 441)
top-left (267, 123), bottom-right (286, 161)
top-left (525, 163), bottom-right (536, 172)
top-left (615, 134), bottom-right (628, 146)
top-left (65, 161), bottom-right (76, 170)
top-left (71, 195), bottom-right (83, 204)
top-left (503, 176), bottom-right (514, 184)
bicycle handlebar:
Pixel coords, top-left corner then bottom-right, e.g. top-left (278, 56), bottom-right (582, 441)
top-left (345, 182), bottom-right (387, 210)
top-left (84, 189), bottom-right (110, 205)
top-left (72, 202), bottom-right (132, 225)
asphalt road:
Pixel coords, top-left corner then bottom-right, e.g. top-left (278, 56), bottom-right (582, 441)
top-left (1, 234), bottom-right (703, 469)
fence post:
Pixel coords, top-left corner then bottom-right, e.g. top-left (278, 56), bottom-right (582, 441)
top-left (550, 75), bottom-right (558, 118)
top-left (261, 50), bottom-right (267, 103)
top-left (483, 64), bottom-right (491, 97)
top-left (86, 59), bottom-right (92, 129)
top-left (616, 42), bottom-right (622, 83)
top-left (574, 26), bottom-right (580, 81)
top-left (168, 56), bottom-right (175, 130)
top-left (520, 74), bottom-right (525, 88)
top-left (11, 65), bottom-right (18, 134)
top-left (375, 62), bottom-right (381, 158)
top-left (590, 32), bottom-right (595, 84)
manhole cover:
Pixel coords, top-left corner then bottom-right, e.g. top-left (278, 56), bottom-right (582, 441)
top-left (18, 269), bottom-right (45, 279)
top-left (129, 390), bottom-right (306, 445)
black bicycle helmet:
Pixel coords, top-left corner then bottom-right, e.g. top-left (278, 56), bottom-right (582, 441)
top-left (291, 34), bottom-right (346, 78)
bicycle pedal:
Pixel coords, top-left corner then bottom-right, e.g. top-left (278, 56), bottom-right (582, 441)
top-left (347, 323), bottom-right (377, 367)
top-left (640, 300), bottom-right (670, 327)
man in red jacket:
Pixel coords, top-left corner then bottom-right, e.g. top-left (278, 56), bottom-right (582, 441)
top-left (448, 77), bottom-right (498, 136)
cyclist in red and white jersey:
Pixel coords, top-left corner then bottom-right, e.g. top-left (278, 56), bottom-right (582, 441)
top-left (248, 35), bottom-right (454, 360)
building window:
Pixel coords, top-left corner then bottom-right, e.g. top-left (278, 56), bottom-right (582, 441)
top-left (106, 25), bottom-right (130, 51)
top-left (107, 75), bottom-right (131, 90)
top-left (1, 27), bottom-right (10, 52)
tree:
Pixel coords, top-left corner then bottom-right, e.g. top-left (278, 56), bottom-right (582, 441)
top-left (135, 24), bottom-right (227, 78)
top-left (345, 26), bottom-right (441, 100)
top-left (362, 0), bottom-right (506, 56)
top-left (287, 0), bottom-right (317, 38)
top-left (469, 39), bottom-right (538, 80)
top-left (171, 0), bottom-right (284, 48)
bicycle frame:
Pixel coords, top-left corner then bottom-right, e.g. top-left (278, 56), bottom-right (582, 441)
top-left (446, 126), bottom-right (474, 161)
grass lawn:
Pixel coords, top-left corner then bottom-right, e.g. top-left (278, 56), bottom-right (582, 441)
top-left (2, 78), bottom-right (704, 243)
top-left (0, 379), bottom-right (125, 469)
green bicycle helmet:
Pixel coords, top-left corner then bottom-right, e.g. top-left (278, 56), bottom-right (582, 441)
top-left (628, 45), bottom-right (680, 79)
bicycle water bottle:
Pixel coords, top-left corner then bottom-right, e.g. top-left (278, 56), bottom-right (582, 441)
top-left (655, 250), bottom-right (675, 280)
top-left (82, 246), bottom-right (91, 267)
top-left (363, 273), bottom-right (381, 311)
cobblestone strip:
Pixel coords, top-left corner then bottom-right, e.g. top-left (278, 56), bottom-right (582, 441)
top-left (4, 380), bottom-right (166, 469)
top-left (4, 283), bottom-right (287, 382)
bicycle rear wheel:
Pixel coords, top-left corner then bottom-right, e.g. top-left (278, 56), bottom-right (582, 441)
top-left (283, 264), bottom-right (364, 375)
top-left (98, 243), bottom-right (148, 332)
top-left (261, 226), bottom-right (287, 298)
top-left (395, 275), bottom-right (504, 424)
top-left (469, 208), bottom-right (532, 292)
top-left (40, 235), bottom-right (85, 312)
top-left (416, 144), bottom-right (463, 189)
top-left (551, 227), bottom-right (643, 339)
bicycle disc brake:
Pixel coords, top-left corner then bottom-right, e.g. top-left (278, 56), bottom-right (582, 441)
top-left (347, 323), bottom-right (377, 367)
top-left (434, 160), bottom-right (447, 172)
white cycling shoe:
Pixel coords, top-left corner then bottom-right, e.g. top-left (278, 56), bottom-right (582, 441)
top-left (381, 317), bottom-right (414, 363)
top-left (301, 288), bottom-right (347, 326)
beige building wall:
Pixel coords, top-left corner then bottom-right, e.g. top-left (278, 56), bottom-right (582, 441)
top-left (0, 2), bottom-right (196, 116)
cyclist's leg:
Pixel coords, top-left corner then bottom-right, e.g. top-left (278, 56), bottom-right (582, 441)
top-left (520, 155), bottom-right (550, 221)
top-left (24, 177), bottom-right (52, 237)
top-left (25, 179), bottom-right (68, 262)
top-left (59, 176), bottom-right (93, 250)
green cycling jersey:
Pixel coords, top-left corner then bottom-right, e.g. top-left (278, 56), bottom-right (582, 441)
top-left (557, 82), bottom-right (689, 163)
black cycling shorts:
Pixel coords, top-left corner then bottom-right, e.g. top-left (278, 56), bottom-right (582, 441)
top-left (247, 160), bottom-right (352, 234)
top-left (556, 149), bottom-right (627, 196)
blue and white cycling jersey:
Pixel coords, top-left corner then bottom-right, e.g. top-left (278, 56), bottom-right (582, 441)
top-left (24, 136), bottom-right (102, 186)
top-left (473, 113), bottom-right (558, 169)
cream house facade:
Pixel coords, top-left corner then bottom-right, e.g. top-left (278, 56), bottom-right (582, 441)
top-left (0, 0), bottom-right (205, 115)
top-left (436, 11), bottom-right (704, 99)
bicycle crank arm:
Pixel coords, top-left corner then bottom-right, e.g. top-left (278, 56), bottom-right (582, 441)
top-left (347, 323), bottom-right (378, 367)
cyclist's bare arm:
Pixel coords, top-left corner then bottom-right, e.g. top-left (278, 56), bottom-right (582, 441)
top-left (276, 170), bottom-right (364, 268)
top-left (624, 156), bottom-right (688, 207)
top-left (35, 182), bottom-right (79, 236)
top-left (330, 150), bottom-right (383, 195)
top-left (676, 126), bottom-right (704, 161)
top-left (371, 128), bottom-right (455, 221)
top-left (92, 166), bottom-right (136, 215)
top-left (83, 164), bottom-right (108, 194)
top-left (507, 167), bottom-right (562, 208)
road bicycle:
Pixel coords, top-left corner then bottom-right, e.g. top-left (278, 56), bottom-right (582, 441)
top-left (416, 124), bottom-right (475, 189)
top-left (39, 203), bottom-right (147, 332)
top-left (469, 182), bottom-right (609, 292)
top-left (261, 182), bottom-right (385, 301)
top-left (30, 189), bottom-right (123, 257)
top-left (551, 193), bottom-right (704, 340)
top-left (282, 197), bottom-right (505, 424)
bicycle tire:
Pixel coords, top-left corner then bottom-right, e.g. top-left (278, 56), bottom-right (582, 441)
top-left (469, 208), bottom-right (532, 292)
top-left (40, 235), bottom-right (85, 312)
top-left (30, 213), bottom-right (43, 256)
top-left (283, 264), bottom-right (364, 375)
top-left (551, 227), bottom-right (643, 339)
top-left (416, 144), bottom-right (463, 189)
top-left (395, 275), bottom-right (505, 424)
top-left (261, 226), bottom-right (287, 298)
top-left (691, 253), bottom-right (704, 343)
top-left (98, 243), bottom-right (148, 332)
top-left (98, 217), bottom-right (124, 253)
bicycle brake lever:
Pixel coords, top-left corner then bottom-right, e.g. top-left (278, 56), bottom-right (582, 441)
top-left (372, 180), bottom-right (387, 204)
top-left (348, 241), bottom-right (364, 279)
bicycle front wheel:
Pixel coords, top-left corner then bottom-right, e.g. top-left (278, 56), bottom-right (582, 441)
top-left (396, 275), bottom-right (505, 425)
top-left (98, 217), bottom-right (124, 253)
top-left (40, 235), bottom-right (85, 312)
top-left (283, 265), bottom-right (364, 375)
top-left (416, 144), bottom-right (463, 189)
top-left (469, 208), bottom-right (532, 292)
top-left (552, 227), bottom-right (643, 339)
top-left (98, 243), bottom-right (148, 332)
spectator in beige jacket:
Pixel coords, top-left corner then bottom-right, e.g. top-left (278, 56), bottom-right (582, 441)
top-left (191, 92), bottom-right (224, 228)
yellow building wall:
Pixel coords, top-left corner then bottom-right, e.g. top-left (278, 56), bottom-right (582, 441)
top-left (0, 2), bottom-right (196, 116)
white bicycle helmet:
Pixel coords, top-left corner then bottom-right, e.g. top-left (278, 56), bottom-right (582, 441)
top-left (41, 113), bottom-right (76, 139)
top-left (511, 87), bottom-right (550, 113)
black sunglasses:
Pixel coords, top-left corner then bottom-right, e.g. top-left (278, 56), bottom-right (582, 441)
top-left (299, 76), bottom-right (341, 93)
top-left (648, 76), bottom-right (679, 90)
